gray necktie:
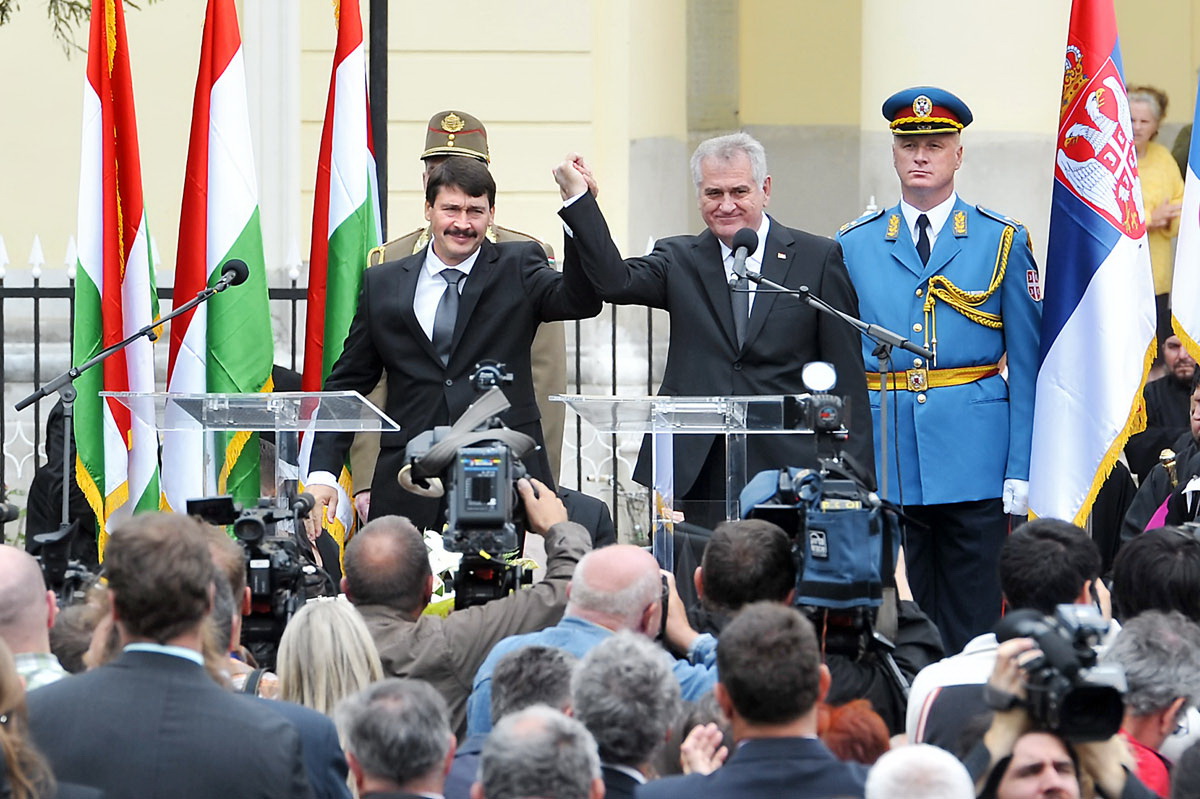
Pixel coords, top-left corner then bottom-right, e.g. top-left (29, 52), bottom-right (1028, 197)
top-left (432, 268), bottom-right (464, 366)
top-left (916, 213), bottom-right (931, 266)
top-left (730, 254), bottom-right (749, 348)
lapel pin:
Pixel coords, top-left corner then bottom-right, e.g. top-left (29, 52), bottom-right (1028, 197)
top-left (776, 252), bottom-right (786, 259)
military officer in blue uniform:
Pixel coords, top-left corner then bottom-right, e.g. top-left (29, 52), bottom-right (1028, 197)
top-left (837, 87), bottom-right (1042, 652)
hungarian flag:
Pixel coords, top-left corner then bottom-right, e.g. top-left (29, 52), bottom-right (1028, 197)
top-left (1028, 0), bottom-right (1156, 524)
top-left (73, 0), bottom-right (161, 556)
top-left (1172, 79), bottom-right (1200, 361)
top-left (162, 0), bottom-right (273, 511)
top-left (300, 0), bottom-right (380, 543)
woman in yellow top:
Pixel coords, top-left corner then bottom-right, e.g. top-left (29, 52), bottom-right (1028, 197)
top-left (1129, 85), bottom-right (1185, 350)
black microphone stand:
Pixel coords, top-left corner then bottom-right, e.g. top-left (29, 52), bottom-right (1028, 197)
top-left (739, 267), bottom-right (933, 502)
top-left (15, 268), bottom-right (246, 537)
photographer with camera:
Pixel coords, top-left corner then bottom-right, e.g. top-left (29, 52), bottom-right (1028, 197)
top-left (1100, 611), bottom-right (1200, 797)
top-left (966, 636), bottom-right (1155, 799)
top-left (342, 476), bottom-right (589, 737)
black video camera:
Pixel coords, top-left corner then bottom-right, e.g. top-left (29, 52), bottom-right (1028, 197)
top-left (403, 375), bottom-right (537, 610)
top-left (996, 605), bottom-right (1128, 742)
top-left (187, 493), bottom-right (320, 669)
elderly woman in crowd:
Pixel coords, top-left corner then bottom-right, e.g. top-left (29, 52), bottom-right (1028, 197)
top-left (1128, 85), bottom-right (1185, 353)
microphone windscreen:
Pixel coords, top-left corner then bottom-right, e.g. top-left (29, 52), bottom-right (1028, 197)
top-left (731, 227), bottom-right (759, 254)
top-left (221, 258), bottom-right (250, 286)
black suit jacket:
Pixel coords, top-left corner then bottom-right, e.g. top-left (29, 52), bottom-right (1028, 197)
top-left (311, 239), bottom-right (601, 528)
top-left (256, 697), bottom-right (352, 799)
top-left (635, 737), bottom-right (867, 799)
top-left (561, 193), bottom-right (873, 497)
top-left (601, 765), bottom-right (641, 799)
top-left (27, 650), bottom-right (313, 799)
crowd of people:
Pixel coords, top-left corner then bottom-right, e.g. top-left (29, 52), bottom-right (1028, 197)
top-left (7, 79), bottom-right (1200, 798)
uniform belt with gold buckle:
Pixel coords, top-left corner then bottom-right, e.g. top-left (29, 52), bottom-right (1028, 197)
top-left (865, 364), bottom-right (1001, 392)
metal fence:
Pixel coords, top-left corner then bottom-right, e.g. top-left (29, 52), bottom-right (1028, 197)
top-left (0, 278), bottom-right (660, 543)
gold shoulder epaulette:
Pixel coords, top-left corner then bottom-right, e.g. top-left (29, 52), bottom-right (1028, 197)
top-left (838, 208), bottom-right (885, 235)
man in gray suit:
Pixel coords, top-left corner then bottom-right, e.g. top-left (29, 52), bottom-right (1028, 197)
top-left (27, 513), bottom-right (312, 799)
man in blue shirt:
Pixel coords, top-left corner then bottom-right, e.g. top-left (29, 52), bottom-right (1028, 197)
top-left (465, 544), bottom-right (716, 736)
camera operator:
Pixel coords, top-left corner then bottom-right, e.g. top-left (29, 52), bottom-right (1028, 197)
top-left (1100, 611), bottom-right (1200, 796)
top-left (965, 637), bottom-right (1155, 799)
top-left (674, 519), bottom-right (943, 735)
top-left (341, 476), bottom-right (589, 738)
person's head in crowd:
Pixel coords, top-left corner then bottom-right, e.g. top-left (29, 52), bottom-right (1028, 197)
top-left (572, 631), bottom-right (681, 773)
top-left (204, 524), bottom-right (249, 621)
top-left (690, 132), bottom-right (771, 248)
top-left (1172, 739), bottom-right (1200, 799)
top-left (818, 699), bottom-right (890, 765)
top-left (0, 637), bottom-right (56, 799)
top-left (865, 743), bottom-right (975, 799)
top-left (715, 602), bottom-right (826, 738)
top-left (202, 573), bottom-right (238, 687)
top-left (277, 596), bottom-right (383, 718)
top-left (980, 731), bottom-right (1081, 799)
top-left (1111, 528), bottom-right (1200, 622)
top-left (0, 544), bottom-right (57, 658)
top-left (490, 645), bottom-right (577, 724)
top-left (472, 705), bottom-right (602, 799)
top-left (335, 678), bottom-right (455, 798)
top-left (565, 545), bottom-right (663, 635)
top-left (998, 518), bottom-right (1101, 615)
top-left (104, 512), bottom-right (215, 648)
top-left (82, 584), bottom-right (119, 670)
top-left (1128, 85), bottom-right (1169, 156)
top-left (652, 693), bottom-right (732, 778)
top-left (342, 516), bottom-right (433, 620)
top-left (49, 601), bottom-right (103, 674)
top-left (1101, 610), bottom-right (1200, 753)
top-left (696, 519), bottom-right (796, 613)
top-left (1161, 334), bottom-right (1198, 387)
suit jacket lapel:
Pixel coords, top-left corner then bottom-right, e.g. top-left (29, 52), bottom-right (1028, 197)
top-left (921, 198), bottom-right (967, 278)
top-left (744, 218), bottom-right (794, 348)
top-left (694, 230), bottom-right (740, 351)
top-left (887, 204), bottom-right (926, 278)
top-left (396, 252), bottom-right (442, 366)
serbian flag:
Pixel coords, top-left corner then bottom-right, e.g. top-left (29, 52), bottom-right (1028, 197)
top-left (1028, 0), bottom-right (1156, 524)
top-left (1172, 79), bottom-right (1200, 361)
top-left (300, 0), bottom-right (381, 543)
top-left (162, 0), bottom-right (274, 511)
top-left (73, 0), bottom-right (161, 556)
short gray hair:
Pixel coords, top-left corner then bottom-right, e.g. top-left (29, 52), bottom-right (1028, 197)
top-left (1102, 610), bottom-right (1200, 716)
top-left (334, 678), bottom-right (452, 788)
top-left (478, 705), bottom-right (599, 799)
top-left (491, 645), bottom-right (578, 723)
top-left (865, 744), bottom-right (975, 799)
top-left (690, 132), bottom-right (768, 191)
top-left (572, 631), bottom-right (680, 767)
top-left (567, 550), bottom-right (660, 626)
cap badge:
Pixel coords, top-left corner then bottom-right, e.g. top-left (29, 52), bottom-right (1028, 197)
top-left (441, 112), bottom-right (465, 133)
top-left (912, 95), bottom-right (933, 118)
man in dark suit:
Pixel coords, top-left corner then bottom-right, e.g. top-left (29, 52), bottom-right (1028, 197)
top-left (553, 134), bottom-right (872, 527)
top-left (637, 602), bottom-right (868, 799)
top-left (307, 157), bottom-right (601, 530)
top-left (26, 513), bottom-right (313, 799)
top-left (336, 678), bottom-right (456, 799)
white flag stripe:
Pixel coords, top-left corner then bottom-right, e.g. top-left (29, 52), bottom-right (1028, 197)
top-left (206, 47), bottom-right (259, 276)
top-left (328, 42), bottom-right (370, 232)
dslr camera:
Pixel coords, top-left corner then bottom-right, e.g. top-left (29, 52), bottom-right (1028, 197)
top-left (996, 604), bottom-right (1128, 742)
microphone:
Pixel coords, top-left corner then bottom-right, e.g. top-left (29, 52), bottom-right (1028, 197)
top-left (291, 492), bottom-right (316, 519)
top-left (216, 258), bottom-right (250, 289)
top-left (730, 227), bottom-right (758, 283)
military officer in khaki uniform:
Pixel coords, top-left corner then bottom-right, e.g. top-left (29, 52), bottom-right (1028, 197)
top-left (349, 110), bottom-right (568, 518)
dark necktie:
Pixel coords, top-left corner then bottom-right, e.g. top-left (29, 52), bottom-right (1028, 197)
top-left (432, 268), bottom-right (464, 366)
top-left (916, 213), bottom-right (931, 266)
top-left (730, 254), bottom-right (750, 348)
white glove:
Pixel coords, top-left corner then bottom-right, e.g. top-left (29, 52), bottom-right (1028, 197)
top-left (1002, 478), bottom-right (1030, 516)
